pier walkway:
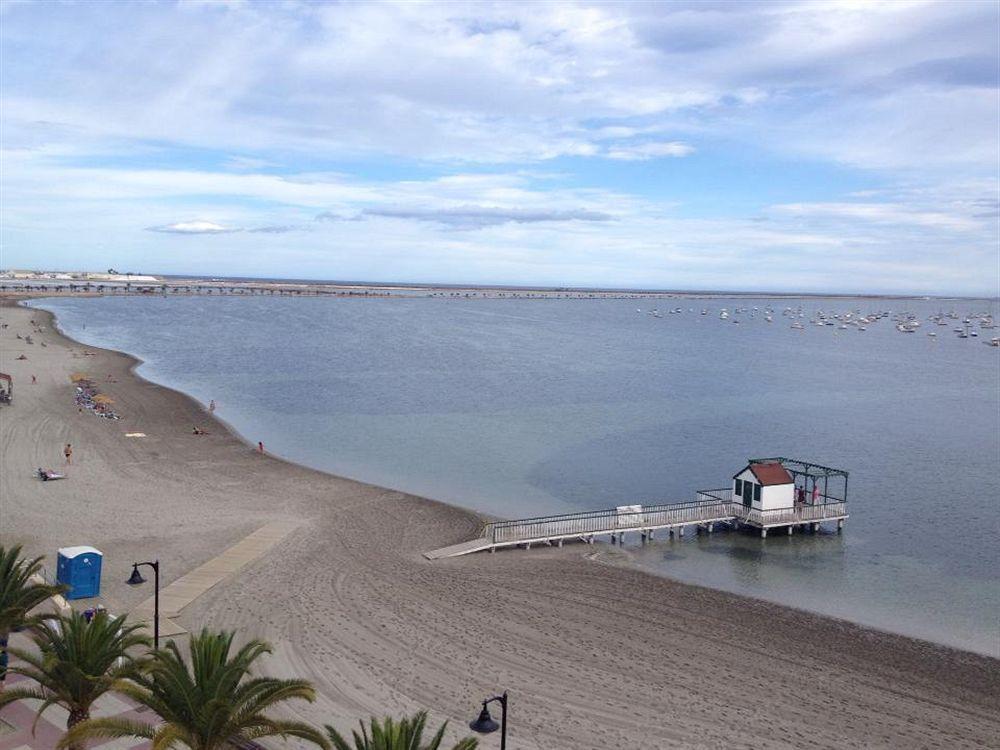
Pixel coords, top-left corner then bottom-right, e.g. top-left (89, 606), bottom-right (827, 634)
top-left (425, 491), bottom-right (848, 559)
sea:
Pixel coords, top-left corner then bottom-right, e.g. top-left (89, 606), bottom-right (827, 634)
top-left (27, 294), bottom-right (1000, 657)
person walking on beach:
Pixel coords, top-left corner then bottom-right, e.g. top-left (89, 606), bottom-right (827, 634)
top-left (63, 444), bottom-right (73, 465)
top-left (31, 374), bottom-right (37, 384)
top-left (257, 441), bottom-right (264, 454)
top-left (209, 399), bottom-right (216, 413)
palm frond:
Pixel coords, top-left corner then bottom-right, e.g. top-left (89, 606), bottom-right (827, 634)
top-left (57, 716), bottom-right (157, 749)
top-left (240, 718), bottom-right (331, 748)
top-left (324, 714), bottom-right (478, 750)
top-left (1, 609), bottom-right (150, 734)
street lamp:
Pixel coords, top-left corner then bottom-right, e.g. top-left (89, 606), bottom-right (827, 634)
top-left (469, 691), bottom-right (507, 749)
top-left (126, 560), bottom-right (160, 650)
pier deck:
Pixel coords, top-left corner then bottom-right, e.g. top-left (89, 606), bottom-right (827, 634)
top-left (424, 492), bottom-right (847, 559)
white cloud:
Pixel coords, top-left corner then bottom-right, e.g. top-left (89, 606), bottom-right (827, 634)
top-left (604, 141), bottom-right (695, 161)
top-left (772, 202), bottom-right (981, 232)
top-left (2, 0), bottom-right (990, 167)
top-left (146, 220), bottom-right (237, 234)
top-left (0, 1), bottom-right (997, 294)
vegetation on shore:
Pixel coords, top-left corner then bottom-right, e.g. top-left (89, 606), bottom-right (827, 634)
top-left (0, 610), bottom-right (148, 750)
top-left (0, 544), bottom-right (67, 689)
top-left (0, 547), bottom-right (479, 750)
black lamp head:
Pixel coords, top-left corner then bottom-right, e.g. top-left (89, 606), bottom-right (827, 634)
top-left (126, 564), bottom-right (146, 585)
top-left (469, 703), bottom-right (499, 734)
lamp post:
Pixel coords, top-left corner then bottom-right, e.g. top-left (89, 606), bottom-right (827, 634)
top-left (126, 560), bottom-right (160, 650)
top-left (469, 691), bottom-right (507, 749)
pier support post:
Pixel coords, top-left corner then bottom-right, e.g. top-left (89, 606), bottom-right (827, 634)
top-left (490, 546), bottom-right (495, 554)
top-left (788, 525), bottom-right (793, 535)
top-left (811, 522), bottom-right (819, 533)
top-left (558, 538), bottom-right (563, 548)
top-left (837, 519), bottom-right (844, 532)
top-left (648, 529), bottom-right (654, 540)
top-left (707, 523), bottom-right (714, 533)
top-left (678, 526), bottom-right (685, 537)
top-left (760, 528), bottom-right (767, 538)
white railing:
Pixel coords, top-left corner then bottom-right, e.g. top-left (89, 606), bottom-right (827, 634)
top-left (487, 499), bottom-right (738, 545)
top-left (731, 501), bottom-right (848, 527)
top-left (481, 493), bottom-right (848, 546)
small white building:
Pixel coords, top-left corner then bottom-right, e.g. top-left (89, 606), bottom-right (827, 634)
top-left (733, 462), bottom-right (794, 511)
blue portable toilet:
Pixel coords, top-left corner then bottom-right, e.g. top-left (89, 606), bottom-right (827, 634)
top-left (56, 546), bottom-right (103, 600)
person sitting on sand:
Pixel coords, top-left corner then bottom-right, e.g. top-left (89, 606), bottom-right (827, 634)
top-left (38, 468), bottom-right (65, 481)
top-left (192, 426), bottom-right (208, 435)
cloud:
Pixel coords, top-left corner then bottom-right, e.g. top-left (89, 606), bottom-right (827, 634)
top-left (360, 205), bottom-right (615, 229)
top-left (1, 1), bottom-right (998, 294)
top-left (224, 155), bottom-right (276, 171)
top-left (891, 55), bottom-right (999, 89)
top-left (772, 202), bottom-right (981, 232)
top-left (604, 141), bottom-right (695, 161)
top-left (247, 224), bottom-right (300, 233)
top-left (146, 220), bottom-right (238, 234)
top-left (314, 211), bottom-right (348, 222)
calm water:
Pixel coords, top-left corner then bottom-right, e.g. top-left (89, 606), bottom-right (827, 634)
top-left (29, 295), bottom-right (1000, 656)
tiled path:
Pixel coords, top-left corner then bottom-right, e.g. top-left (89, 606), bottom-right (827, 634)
top-left (131, 519), bottom-right (300, 638)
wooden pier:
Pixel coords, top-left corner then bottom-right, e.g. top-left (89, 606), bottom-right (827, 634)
top-left (424, 489), bottom-right (848, 559)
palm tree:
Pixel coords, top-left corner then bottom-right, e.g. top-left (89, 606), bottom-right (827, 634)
top-left (0, 544), bottom-right (66, 689)
top-left (61, 629), bottom-right (328, 749)
top-left (0, 610), bottom-right (148, 749)
top-left (326, 713), bottom-right (477, 750)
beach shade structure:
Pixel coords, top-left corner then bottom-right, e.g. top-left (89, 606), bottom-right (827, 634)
top-left (56, 546), bottom-right (103, 600)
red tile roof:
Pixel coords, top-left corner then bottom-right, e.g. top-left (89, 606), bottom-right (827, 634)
top-left (748, 462), bottom-right (793, 486)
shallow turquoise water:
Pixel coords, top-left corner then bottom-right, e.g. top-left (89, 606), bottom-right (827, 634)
top-left (30, 295), bottom-right (1000, 656)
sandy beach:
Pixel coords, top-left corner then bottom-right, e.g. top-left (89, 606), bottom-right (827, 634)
top-left (1, 297), bottom-right (998, 749)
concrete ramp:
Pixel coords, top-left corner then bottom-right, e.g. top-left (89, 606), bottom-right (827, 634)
top-left (423, 538), bottom-right (493, 559)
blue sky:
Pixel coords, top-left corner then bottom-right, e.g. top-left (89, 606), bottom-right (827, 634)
top-left (1, 0), bottom-right (997, 294)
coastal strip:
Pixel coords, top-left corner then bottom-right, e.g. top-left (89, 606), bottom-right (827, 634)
top-left (1, 297), bottom-right (998, 749)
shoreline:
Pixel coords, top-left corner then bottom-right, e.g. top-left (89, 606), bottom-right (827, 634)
top-left (2, 296), bottom-right (998, 748)
top-left (4, 284), bottom-right (997, 304)
top-left (26, 294), bottom-right (999, 656)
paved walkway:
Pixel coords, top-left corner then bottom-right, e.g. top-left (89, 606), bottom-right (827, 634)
top-left (131, 520), bottom-right (300, 637)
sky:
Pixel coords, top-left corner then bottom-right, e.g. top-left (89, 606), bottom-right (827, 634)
top-left (1, 0), bottom-right (998, 295)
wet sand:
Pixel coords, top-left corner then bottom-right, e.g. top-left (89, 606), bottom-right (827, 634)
top-left (1, 297), bottom-right (998, 749)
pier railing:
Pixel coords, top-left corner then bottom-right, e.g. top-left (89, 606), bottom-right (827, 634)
top-left (427, 491), bottom-right (849, 557)
top-left (485, 498), bottom-right (738, 545)
top-left (696, 488), bottom-right (733, 503)
top-left (737, 501), bottom-right (848, 526)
